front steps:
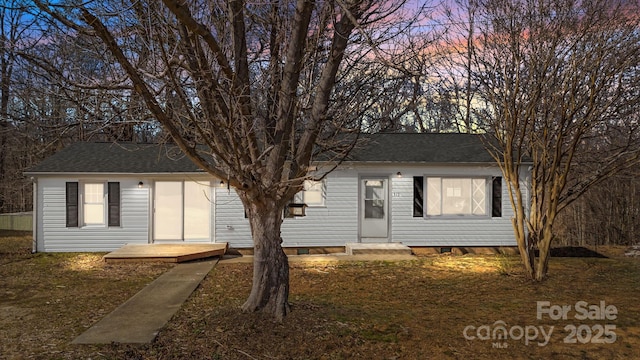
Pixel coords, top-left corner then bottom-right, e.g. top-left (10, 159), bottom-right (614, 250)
top-left (345, 243), bottom-right (413, 256)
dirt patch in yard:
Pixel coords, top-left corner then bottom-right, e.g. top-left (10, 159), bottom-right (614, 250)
top-left (1, 232), bottom-right (639, 359)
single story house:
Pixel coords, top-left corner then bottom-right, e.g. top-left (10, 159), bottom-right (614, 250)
top-left (25, 133), bottom-right (529, 253)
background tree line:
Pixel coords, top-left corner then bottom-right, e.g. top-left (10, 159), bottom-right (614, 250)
top-left (2, 0), bottom-right (639, 250)
top-left (0, 0), bottom-right (163, 213)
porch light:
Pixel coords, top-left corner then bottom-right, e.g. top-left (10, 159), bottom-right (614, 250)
top-left (138, 181), bottom-right (144, 188)
top-left (288, 203), bottom-right (307, 217)
top-left (396, 171), bottom-right (402, 178)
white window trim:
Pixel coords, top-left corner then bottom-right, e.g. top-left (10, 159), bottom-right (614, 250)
top-left (424, 176), bottom-right (491, 219)
top-left (80, 181), bottom-right (107, 227)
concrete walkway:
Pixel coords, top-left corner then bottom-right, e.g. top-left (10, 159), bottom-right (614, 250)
top-left (72, 251), bottom-right (416, 344)
top-left (72, 259), bottom-right (217, 344)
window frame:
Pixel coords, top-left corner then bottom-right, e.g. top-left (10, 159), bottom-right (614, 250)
top-left (81, 181), bottom-right (107, 227)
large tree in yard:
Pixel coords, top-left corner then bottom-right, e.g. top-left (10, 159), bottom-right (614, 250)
top-left (31, 0), bottom-right (422, 320)
top-left (467, 0), bottom-right (640, 281)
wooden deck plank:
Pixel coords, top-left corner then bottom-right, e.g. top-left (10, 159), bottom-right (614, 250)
top-left (103, 243), bottom-right (228, 263)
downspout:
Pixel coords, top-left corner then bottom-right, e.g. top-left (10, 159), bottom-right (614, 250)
top-left (31, 177), bottom-right (37, 253)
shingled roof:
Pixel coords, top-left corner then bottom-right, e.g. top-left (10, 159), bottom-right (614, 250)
top-left (26, 133), bottom-right (496, 174)
top-left (349, 133), bottom-right (494, 163)
top-left (26, 143), bottom-right (203, 174)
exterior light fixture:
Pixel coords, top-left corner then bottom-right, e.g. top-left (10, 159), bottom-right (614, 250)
top-left (138, 181), bottom-right (144, 188)
top-left (219, 180), bottom-right (225, 188)
top-left (396, 171), bottom-right (402, 178)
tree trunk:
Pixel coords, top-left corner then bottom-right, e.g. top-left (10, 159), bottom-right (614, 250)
top-left (240, 196), bottom-right (290, 322)
top-left (535, 244), bottom-right (550, 281)
top-left (534, 225), bottom-right (554, 281)
top-left (512, 217), bottom-right (534, 278)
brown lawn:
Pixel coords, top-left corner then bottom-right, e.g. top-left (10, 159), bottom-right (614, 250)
top-left (1, 230), bottom-right (638, 359)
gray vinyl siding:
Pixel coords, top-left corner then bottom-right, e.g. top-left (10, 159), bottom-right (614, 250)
top-left (213, 169), bottom-right (359, 248)
top-left (34, 163), bottom-right (526, 251)
top-left (389, 166), bottom-right (517, 247)
top-left (212, 165), bottom-right (520, 248)
top-left (281, 170), bottom-right (358, 247)
top-left (37, 178), bottom-right (149, 252)
top-left (214, 187), bottom-right (252, 247)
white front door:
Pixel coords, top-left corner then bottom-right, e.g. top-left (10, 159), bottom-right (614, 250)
top-left (154, 181), bottom-right (211, 242)
top-left (360, 178), bottom-right (389, 241)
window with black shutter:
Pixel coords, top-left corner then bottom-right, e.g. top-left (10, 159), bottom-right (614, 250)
top-left (108, 182), bottom-right (120, 227)
top-left (66, 182), bottom-right (79, 227)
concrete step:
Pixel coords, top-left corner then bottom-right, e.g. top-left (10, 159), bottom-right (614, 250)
top-left (345, 243), bottom-right (413, 256)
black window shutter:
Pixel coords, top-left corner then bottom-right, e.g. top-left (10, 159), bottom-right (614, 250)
top-left (66, 182), bottom-right (79, 227)
top-left (108, 182), bottom-right (120, 227)
top-left (492, 177), bottom-right (502, 217)
top-left (413, 176), bottom-right (424, 217)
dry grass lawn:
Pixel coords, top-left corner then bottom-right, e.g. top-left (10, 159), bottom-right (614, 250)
top-left (1, 231), bottom-right (639, 359)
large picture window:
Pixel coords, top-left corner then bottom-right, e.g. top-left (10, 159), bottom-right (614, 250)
top-left (428, 178), bottom-right (486, 216)
top-left (413, 176), bottom-right (502, 218)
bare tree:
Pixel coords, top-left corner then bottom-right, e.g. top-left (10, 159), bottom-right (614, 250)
top-left (466, 0), bottom-right (640, 280)
top-left (0, 1), bottom-right (166, 214)
top-left (31, 0), bottom-right (423, 320)
top-left (1, 1), bottom-right (33, 212)
top-left (362, 29), bottom-right (466, 134)
top-left (557, 128), bottom-right (640, 247)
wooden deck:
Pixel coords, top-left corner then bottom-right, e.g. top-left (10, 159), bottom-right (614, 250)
top-left (103, 243), bottom-right (228, 263)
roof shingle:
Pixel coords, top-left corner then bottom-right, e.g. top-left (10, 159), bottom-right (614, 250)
top-left (26, 134), bottom-right (496, 174)
top-left (27, 143), bottom-right (202, 174)
top-left (350, 133), bottom-right (494, 163)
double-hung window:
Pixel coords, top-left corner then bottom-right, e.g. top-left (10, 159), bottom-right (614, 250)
top-left (413, 176), bottom-right (502, 218)
top-left (83, 183), bottom-right (105, 225)
top-left (66, 181), bottom-right (120, 227)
